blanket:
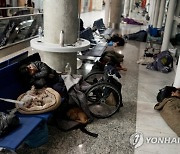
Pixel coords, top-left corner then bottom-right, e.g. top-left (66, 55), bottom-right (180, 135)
top-left (16, 87), bottom-right (61, 114)
top-left (154, 97), bottom-right (180, 136)
top-left (123, 18), bottom-right (143, 25)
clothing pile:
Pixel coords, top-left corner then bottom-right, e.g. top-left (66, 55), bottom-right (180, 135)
top-left (16, 87), bottom-right (61, 114)
top-left (123, 18), bottom-right (143, 25)
top-left (146, 50), bottom-right (173, 73)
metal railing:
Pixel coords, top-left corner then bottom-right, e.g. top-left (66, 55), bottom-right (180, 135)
top-left (0, 13), bottom-right (43, 49)
top-left (0, 7), bottom-right (33, 10)
top-left (0, 13), bottom-right (43, 20)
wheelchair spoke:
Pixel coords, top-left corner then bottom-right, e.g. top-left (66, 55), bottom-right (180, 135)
top-left (85, 82), bottom-right (122, 118)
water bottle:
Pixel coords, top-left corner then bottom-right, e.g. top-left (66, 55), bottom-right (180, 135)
top-left (59, 30), bottom-right (64, 47)
top-left (64, 63), bottom-right (72, 74)
top-left (38, 26), bottom-right (43, 42)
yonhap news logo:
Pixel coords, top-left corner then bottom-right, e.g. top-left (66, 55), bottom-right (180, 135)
top-left (130, 132), bottom-right (144, 148)
top-left (130, 132), bottom-right (180, 148)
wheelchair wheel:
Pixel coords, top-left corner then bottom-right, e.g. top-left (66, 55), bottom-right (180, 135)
top-left (84, 71), bottom-right (104, 85)
top-left (85, 82), bottom-right (122, 118)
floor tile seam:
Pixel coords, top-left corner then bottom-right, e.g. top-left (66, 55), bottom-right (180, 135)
top-left (136, 110), bottom-right (160, 116)
top-left (135, 149), bottom-right (155, 154)
top-left (137, 100), bottom-right (157, 104)
top-left (135, 41), bottom-right (143, 132)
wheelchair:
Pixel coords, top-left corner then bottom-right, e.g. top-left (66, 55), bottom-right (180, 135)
top-left (83, 63), bottom-right (123, 119)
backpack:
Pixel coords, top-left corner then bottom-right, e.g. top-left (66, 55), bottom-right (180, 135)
top-left (54, 81), bottom-right (98, 138)
top-left (146, 51), bottom-right (173, 73)
top-left (157, 86), bottom-right (177, 102)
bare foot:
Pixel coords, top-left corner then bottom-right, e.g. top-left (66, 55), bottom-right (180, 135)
top-left (117, 67), bottom-right (127, 71)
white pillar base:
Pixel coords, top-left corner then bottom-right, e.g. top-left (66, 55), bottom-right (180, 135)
top-left (30, 38), bottom-right (90, 73)
top-left (39, 51), bottom-right (77, 74)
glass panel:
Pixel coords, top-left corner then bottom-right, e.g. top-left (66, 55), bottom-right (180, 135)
top-left (0, 13), bottom-right (43, 48)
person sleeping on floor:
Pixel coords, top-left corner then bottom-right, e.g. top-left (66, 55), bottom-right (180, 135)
top-left (106, 33), bottom-right (125, 47)
top-left (154, 88), bottom-right (180, 137)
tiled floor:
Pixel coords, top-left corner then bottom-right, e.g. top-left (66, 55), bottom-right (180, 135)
top-left (65, 9), bottom-right (180, 154)
top-left (17, 39), bottom-right (140, 154)
top-left (135, 43), bottom-right (179, 154)
top-left (1, 8), bottom-right (179, 154)
top-left (81, 9), bottom-right (105, 28)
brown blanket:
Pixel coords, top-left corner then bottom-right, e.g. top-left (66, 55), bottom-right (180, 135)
top-left (154, 97), bottom-right (180, 136)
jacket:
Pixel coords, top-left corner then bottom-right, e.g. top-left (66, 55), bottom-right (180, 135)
top-left (30, 61), bottom-right (59, 88)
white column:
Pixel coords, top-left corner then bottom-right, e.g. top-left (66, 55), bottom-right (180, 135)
top-left (175, 0), bottom-right (180, 16)
top-left (148, 0), bottom-right (152, 23)
top-left (12, 0), bottom-right (18, 6)
top-left (172, 0), bottom-right (180, 37)
top-left (123, 0), bottom-right (130, 17)
top-left (146, 0), bottom-right (150, 13)
top-left (129, 0), bottom-right (134, 16)
top-left (110, 0), bottom-right (123, 29)
top-left (104, 0), bottom-right (111, 27)
top-left (153, 0), bottom-right (161, 28)
top-left (161, 0), bottom-right (176, 51)
top-left (92, 0), bottom-right (103, 11)
top-left (157, 0), bottom-right (166, 28)
top-left (149, 0), bottom-right (156, 25)
top-left (44, 0), bottom-right (78, 44)
top-left (174, 56), bottom-right (180, 88)
top-left (32, 0), bottom-right (41, 9)
top-left (6, 0), bottom-right (10, 5)
top-left (82, 0), bottom-right (89, 12)
top-left (41, 0), bottom-right (78, 73)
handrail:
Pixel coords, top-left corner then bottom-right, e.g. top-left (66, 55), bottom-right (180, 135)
top-left (0, 7), bottom-right (33, 10)
top-left (0, 13), bottom-right (43, 20)
top-left (0, 35), bottom-right (38, 50)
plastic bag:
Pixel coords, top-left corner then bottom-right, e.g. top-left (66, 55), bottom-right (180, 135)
top-left (0, 112), bottom-right (19, 137)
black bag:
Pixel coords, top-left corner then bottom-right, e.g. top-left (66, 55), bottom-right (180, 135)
top-left (157, 86), bottom-right (177, 102)
top-left (0, 112), bottom-right (20, 137)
